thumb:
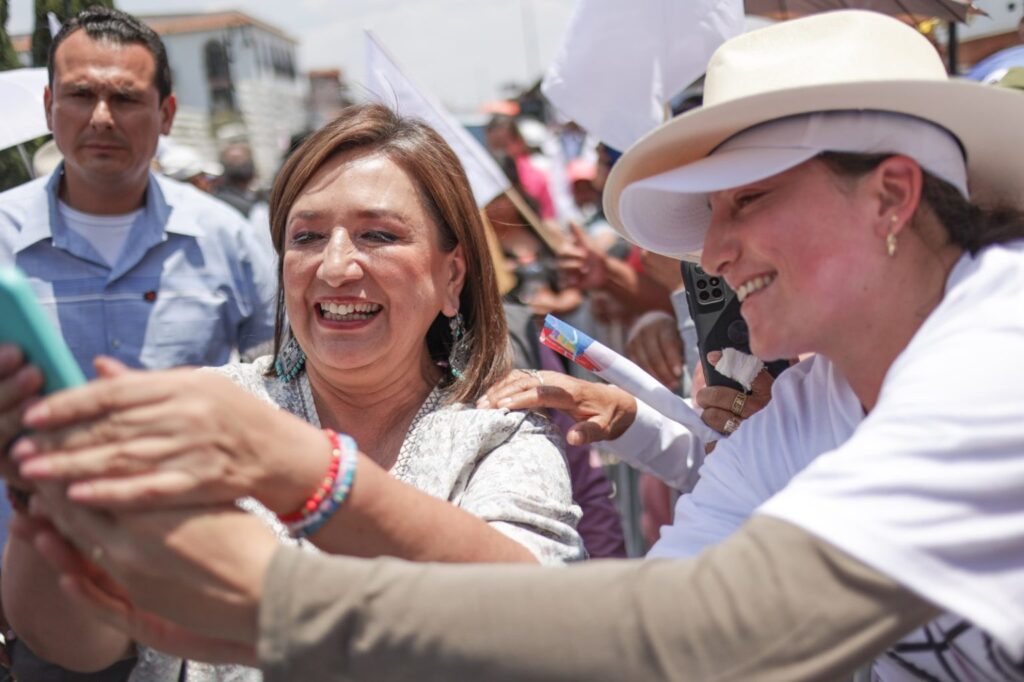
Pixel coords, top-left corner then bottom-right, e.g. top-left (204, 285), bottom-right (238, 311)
top-left (94, 356), bottom-right (131, 379)
top-left (567, 419), bottom-right (609, 446)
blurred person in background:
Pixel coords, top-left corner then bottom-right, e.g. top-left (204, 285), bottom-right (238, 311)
top-left (213, 142), bottom-right (262, 219)
top-left (156, 141), bottom-right (221, 193)
top-left (485, 115), bottom-right (556, 221)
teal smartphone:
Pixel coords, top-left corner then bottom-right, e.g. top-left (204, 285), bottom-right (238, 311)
top-left (0, 267), bottom-right (86, 393)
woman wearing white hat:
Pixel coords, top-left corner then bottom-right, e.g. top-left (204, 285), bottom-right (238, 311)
top-left (16, 10), bottom-right (1024, 681)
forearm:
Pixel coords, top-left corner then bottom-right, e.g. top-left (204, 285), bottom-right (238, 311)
top-left (258, 516), bottom-right (937, 682)
top-left (603, 400), bottom-right (705, 492)
top-left (2, 537), bottom-right (131, 671)
top-left (249, 415), bottom-right (538, 564)
top-left (306, 459), bottom-right (537, 564)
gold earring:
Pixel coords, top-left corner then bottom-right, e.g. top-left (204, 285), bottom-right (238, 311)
top-left (886, 215), bottom-right (898, 258)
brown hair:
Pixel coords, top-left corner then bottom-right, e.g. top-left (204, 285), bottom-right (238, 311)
top-left (819, 152), bottom-right (1024, 254)
top-left (267, 103), bottom-right (510, 403)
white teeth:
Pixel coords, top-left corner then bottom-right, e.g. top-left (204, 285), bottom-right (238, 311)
top-left (736, 274), bottom-right (776, 302)
top-left (319, 302), bottom-right (382, 320)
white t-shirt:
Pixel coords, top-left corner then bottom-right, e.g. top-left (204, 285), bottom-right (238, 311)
top-left (606, 242), bottom-right (1024, 674)
top-left (759, 242), bottom-right (1024, 661)
top-left (58, 200), bottom-right (141, 266)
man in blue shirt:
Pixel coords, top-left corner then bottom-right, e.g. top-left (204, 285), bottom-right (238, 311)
top-left (0, 12), bottom-right (275, 373)
top-left (0, 7), bottom-right (276, 678)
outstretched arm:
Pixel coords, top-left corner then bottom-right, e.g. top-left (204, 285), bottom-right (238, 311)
top-left (35, 508), bottom-right (936, 681)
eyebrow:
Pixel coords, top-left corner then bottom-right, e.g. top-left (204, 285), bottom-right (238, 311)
top-left (288, 208), bottom-right (411, 225)
top-left (353, 208), bottom-right (410, 224)
top-left (61, 82), bottom-right (144, 97)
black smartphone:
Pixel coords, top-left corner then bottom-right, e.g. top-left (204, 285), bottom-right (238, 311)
top-left (681, 262), bottom-right (788, 392)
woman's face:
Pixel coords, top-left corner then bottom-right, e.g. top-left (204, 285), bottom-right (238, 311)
top-left (282, 149), bottom-right (466, 380)
top-left (701, 159), bottom-right (883, 361)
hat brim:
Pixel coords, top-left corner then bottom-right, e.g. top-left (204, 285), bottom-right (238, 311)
top-left (605, 80), bottom-right (1024, 260)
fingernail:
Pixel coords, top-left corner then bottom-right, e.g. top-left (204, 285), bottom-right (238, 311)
top-left (20, 458), bottom-right (51, 478)
top-left (8, 438), bottom-right (37, 461)
top-left (22, 401), bottom-right (50, 426)
top-left (673, 365), bottom-right (682, 377)
top-left (67, 482), bottom-right (94, 502)
top-left (497, 398), bottom-right (512, 408)
top-left (476, 398), bottom-right (490, 408)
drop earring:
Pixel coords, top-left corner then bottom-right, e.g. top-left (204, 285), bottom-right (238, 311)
top-left (447, 312), bottom-right (469, 381)
top-left (274, 331), bottom-right (306, 382)
top-left (886, 215), bottom-right (899, 258)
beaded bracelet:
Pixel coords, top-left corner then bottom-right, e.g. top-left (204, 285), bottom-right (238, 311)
top-left (280, 430), bottom-right (358, 539)
top-left (277, 429), bottom-right (342, 525)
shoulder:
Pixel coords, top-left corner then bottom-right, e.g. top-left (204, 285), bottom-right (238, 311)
top-left (885, 242), bottom-right (1024, 392)
top-left (946, 241), bottom-right (1024, 312)
top-left (0, 176), bottom-right (50, 222)
top-left (434, 403), bottom-right (558, 454)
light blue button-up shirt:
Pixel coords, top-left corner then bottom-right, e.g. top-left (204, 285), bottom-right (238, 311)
top-left (0, 166), bottom-right (278, 375)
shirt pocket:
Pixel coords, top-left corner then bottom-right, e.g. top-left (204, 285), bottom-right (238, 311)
top-left (137, 291), bottom-right (231, 368)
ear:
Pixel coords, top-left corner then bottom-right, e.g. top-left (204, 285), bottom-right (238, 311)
top-left (44, 85), bottom-right (54, 132)
top-left (870, 155), bottom-right (923, 239)
top-left (441, 244), bottom-right (467, 318)
top-left (159, 93), bottom-right (177, 136)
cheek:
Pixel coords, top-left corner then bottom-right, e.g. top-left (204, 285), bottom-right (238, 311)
top-left (282, 254), bottom-right (313, 311)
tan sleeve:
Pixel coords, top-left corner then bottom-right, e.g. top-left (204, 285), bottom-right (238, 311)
top-left (258, 516), bottom-right (938, 682)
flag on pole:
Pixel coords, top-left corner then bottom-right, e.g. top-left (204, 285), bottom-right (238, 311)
top-left (542, 0), bottom-right (744, 152)
top-left (47, 12), bottom-right (62, 38)
top-left (364, 32), bottom-right (510, 209)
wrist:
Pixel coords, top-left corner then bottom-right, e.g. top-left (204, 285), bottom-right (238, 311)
top-left (275, 430), bottom-right (358, 540)
top-left (255, 423), bottom-right (334, 517)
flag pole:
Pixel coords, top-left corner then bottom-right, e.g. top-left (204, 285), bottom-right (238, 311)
top-left (504, 186), bottom-right (564, 252)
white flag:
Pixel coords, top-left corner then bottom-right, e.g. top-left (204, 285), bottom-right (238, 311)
top-left (542, 0), bottom-right (744, 152)
top-left (364, 32), bottom-right (510, 209)
top-left (47, 12), bottom-right (62, 38)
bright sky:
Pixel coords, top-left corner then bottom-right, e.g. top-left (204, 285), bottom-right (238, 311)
top-left (7, 0), bottom-right (576, 114)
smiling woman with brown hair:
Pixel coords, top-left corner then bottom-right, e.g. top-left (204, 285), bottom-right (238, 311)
top-left (0, 103), bottom-right (582, 679)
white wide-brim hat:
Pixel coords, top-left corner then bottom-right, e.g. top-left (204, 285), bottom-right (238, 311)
top-left (604, 10), bottom-right (1024, 260)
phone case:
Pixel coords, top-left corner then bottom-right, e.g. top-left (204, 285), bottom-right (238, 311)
top-left (681, 262), bottom-right (787, 392)
top-left (0, 267), bottom-right (86, 393)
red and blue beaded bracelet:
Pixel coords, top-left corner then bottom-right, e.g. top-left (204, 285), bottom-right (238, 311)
top-left (277, 429), bottom-right (358, 539)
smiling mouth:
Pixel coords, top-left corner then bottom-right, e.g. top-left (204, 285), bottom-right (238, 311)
top-left (317, 302), bottom-right (383, 322)
top-left (736, 274), bottom-right (776, 302)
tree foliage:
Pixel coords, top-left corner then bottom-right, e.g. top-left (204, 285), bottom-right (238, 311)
top-left (0, 0), bottom-right (21, 69)
top-left (1, 0), bottom-right (34, 191)
top-left (32, 0), bottom-right (115, 67)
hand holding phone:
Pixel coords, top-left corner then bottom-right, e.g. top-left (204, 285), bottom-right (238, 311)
top-left (681, 262), bottom-right (787, 392)
top-left (0, 267), bottom-right (85, 394)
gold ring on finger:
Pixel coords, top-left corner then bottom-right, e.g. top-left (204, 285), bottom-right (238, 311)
top-left (524, 369), bottom-right (544, 386)
top-left (723, 417), bottom-right (740, 434)
top-left (730, 392), bottom-right (748, 417)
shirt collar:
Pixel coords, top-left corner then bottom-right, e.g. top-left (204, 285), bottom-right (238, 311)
top-left (14, 164), bottom-right (203, 254)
